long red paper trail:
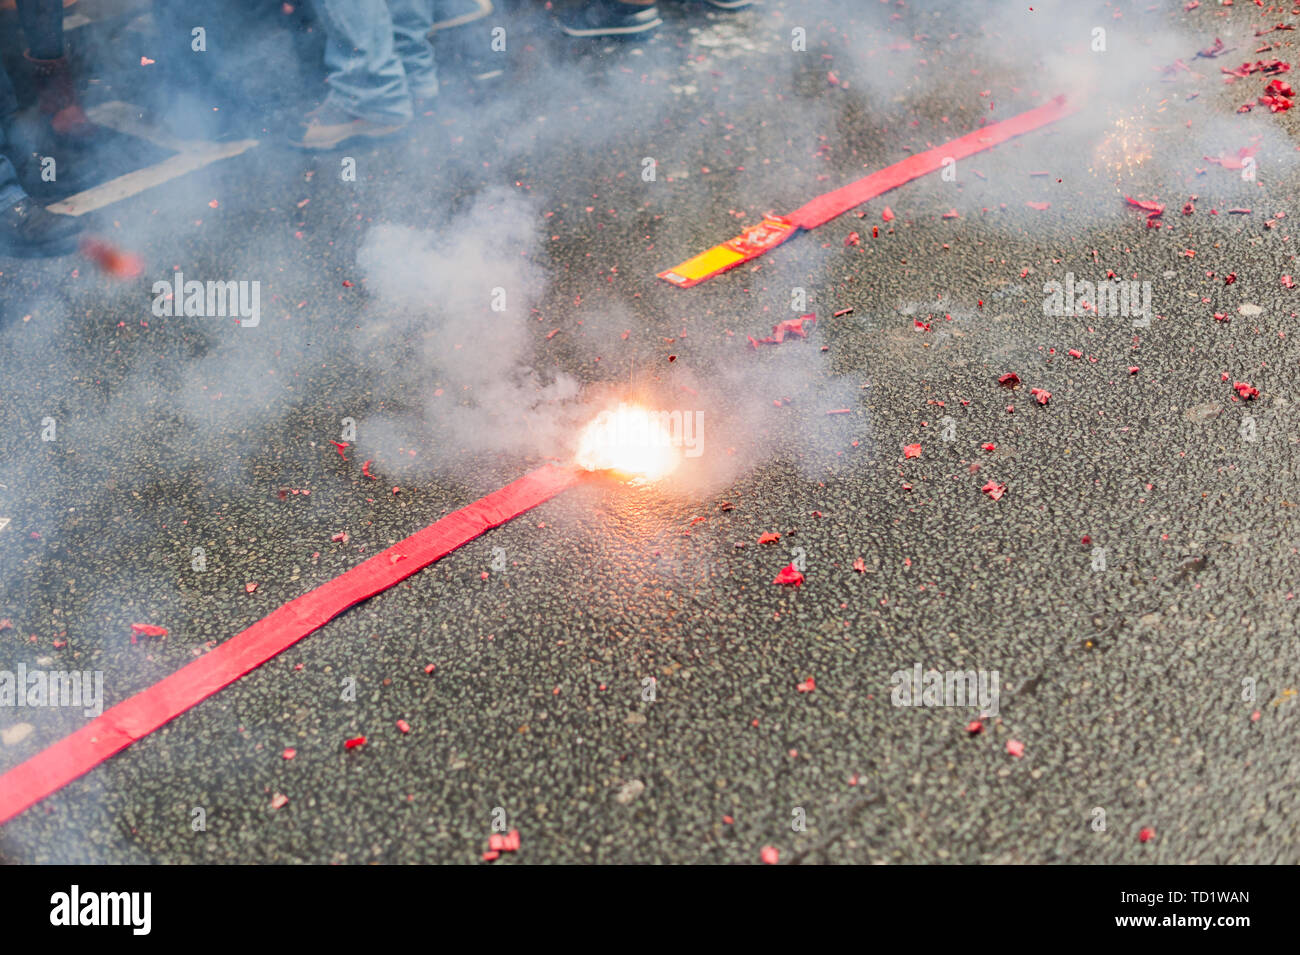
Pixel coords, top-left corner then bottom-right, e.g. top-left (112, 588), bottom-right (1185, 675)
top-left (657, 95), bottom-right (1077, 287)
top-left (0, 464), bottom-right (581, 826)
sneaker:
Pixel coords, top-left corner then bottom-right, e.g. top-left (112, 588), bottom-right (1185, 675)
top-left (286, 102), bottom-right (408, 150)
top-left (558, 0), bottom-right (662, 38)
top-left (0, 199), bottom-right (83, 258)
top-left (699, 0), bottom-right (756, 8)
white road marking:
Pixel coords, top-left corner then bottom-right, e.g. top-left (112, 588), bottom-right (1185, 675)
top-left (45, 101), bottom-right (259, 217)
top-left (59, 0), bottom-right (152, 32)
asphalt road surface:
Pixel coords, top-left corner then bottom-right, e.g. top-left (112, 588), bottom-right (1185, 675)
top-left (1, 0), bottom-right (1297, 863)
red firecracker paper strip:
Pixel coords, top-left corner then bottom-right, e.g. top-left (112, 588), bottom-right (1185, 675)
top-left (0, 464), bottom-right (581, 826)
top-left (657, 95), bottom-right (1076, 287)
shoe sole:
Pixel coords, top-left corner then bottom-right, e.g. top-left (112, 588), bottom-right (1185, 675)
top-left (559, 17), bottom-right (663, 38)
top-left (703, 0), bottom-right (756, 8)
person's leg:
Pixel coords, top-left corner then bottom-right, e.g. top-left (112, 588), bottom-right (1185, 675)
top-left (389, 0), bottom-right (438, 101)
top-left (0, 64), bottom-right (26, 211)
top-left (309, 0), bottom-right (414, 123)
top-left (0, 57), bottom-right (82, 256)
top-left (558, 0), bottom-right (662, 39)
top-left (15, 0), bottom-right (63, 58)
top-left (16, 0), bottom-right (94, 137)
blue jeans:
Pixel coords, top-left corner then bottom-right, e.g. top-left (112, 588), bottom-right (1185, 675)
top-left (1, 0), bottom-right (66, 208)
top-left (0, 60), bottom-right (26, 208)
top-left (16, 0), bottom-right (66, 59)
top-left (310, 0), bottom-right (438, 123)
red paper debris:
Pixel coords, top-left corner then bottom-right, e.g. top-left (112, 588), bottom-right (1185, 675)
top-left (1204, 146), bottom-right (1258, 169)
top-left (1196, 38), bottom-right (1227, 59)
top-left (796, 677), bottom-right (816, 693)
top-left (1123, 195), bottom-right (1164, 221)
top-left (487, 829), bottom-right (521, 854)
top-left (997, 372), bottom-right (1020, 387)
top-left (1006, 739), bottom-right (1025, 757)
top-left (1138, 827), bottom-right (1155, 843)
top-left (757, 531), bottom-right (781, 544)
top-left (748, 314), bottom-right (816, 346)
top-left (981, 480), bottom-right (1006, 501)
top-left (344, 736), bottom-right (366, 750)
top-left (1221, 59), bottom-right (1289, 78)
top-left (903, 443), bottom-right (921, 459)
top-left (760, 846), bottom-right (779, 865)
top-left (773, 563), bottom-right (804, 586)
top-left (1232, 381), bottom-right (1259, 400)
top-left (1029, 387), bottom-right (1051, 405)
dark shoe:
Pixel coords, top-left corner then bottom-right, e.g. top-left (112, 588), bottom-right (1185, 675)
top-left (286, 102), bottom-right (408, 150)
top-left (0, 199), bottom-right (83, 257)
top-left (699, 0), bottom-right (756, 8)
top-left (15, 153), bottom-right (88, 202)
top-left (25, 53), bottom-right (97, 140)
top-left (558, 0), bottom-right (662, 38)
